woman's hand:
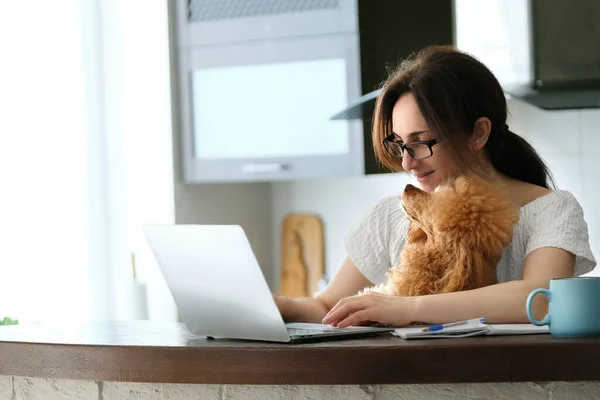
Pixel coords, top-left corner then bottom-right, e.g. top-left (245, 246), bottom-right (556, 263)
top-left (272, 295), bottom-right (292, 321)
top-left (272, 294), bottom-right (331, 323)
top-left (321, 292), bottom-right (417, 328)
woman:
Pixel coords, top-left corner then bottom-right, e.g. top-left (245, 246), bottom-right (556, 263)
top-left (275, 45), bottom-right (596, 328)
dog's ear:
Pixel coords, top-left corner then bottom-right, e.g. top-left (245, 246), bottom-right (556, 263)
top-left (407, 223), bottom-right (427, 243)
top-left (432, 178), bottom-right (519, 255)
top-left (436, 244), bottom-right (496, 292)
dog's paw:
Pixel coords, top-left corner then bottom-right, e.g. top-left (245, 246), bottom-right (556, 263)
top-left (359, 283), bottom-right (395, 296)
top-left (358, 287), bottom-right (373, 295)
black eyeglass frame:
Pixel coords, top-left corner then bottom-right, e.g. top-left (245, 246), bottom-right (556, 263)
top-left (382, 134), bottom-right (438, 160)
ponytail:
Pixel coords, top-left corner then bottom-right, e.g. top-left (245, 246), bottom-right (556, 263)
top-left (487, 127), bottom-right (555, 189)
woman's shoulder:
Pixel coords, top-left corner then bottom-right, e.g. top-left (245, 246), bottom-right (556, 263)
top-left (370, 194), bottom-right (409, 227)
top-left (519, 189), bottom-right (582, 217)
top-left (349, 194), bottom-right (408, 234)
top-left (514, 188), bottom-right (596, 276)
top-left (366, 194), bottom-right (404, 217)
top-left (517, 188), bottom-right (587, 235)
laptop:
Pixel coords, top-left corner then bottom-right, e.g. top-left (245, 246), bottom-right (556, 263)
top-left (143, 224), bottom-right (393, 343)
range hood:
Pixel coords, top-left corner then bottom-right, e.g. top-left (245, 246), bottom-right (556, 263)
top-left (332, 0), bottom-right (600, 120)
top-left (482, 0), bottom-right (600, 110)
top-left (331, 89), bottom-right (380, 120)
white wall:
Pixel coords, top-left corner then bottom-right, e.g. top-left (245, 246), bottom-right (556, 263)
top-left (270, 99), bottom-right (600, 288)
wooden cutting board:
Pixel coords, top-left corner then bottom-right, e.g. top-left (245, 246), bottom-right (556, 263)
top-left (278, 214), bottom-right (324, 298)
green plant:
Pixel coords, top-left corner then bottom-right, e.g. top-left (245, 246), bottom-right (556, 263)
top-left (0, 317), bottom-right (18, 325)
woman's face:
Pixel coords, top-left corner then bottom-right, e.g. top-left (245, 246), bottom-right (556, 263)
top-left (391, 93), bottom-right (458, 193)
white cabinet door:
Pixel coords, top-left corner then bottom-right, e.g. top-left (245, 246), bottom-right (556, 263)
top-left (177, 33), bottom-right (364, 183)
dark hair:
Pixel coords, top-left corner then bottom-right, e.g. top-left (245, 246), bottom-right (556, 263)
top-left (372, 45), bottom-right (555, 189)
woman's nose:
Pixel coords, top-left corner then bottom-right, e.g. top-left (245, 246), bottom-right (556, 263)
top-left (401, 151), bottom-right (419, 170)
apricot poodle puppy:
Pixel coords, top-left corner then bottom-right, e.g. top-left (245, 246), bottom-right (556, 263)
top-left (364, 176), bottom-right (519, 296)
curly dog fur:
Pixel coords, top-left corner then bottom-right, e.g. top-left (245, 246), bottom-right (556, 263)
top-left (364, 176), bottom-right (519, 296)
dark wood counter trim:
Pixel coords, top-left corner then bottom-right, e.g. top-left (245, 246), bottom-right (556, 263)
top-left (1, 322), bottom-right (600, 384)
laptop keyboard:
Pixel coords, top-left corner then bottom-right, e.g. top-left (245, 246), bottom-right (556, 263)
top-left (287, 327), bottom-right (342, 335)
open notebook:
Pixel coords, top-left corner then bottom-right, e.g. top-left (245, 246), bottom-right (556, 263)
top-left (393, 322), bottom-right (549, 339)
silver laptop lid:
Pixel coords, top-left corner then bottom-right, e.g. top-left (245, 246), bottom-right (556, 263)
top-left (143, 224), bottom-right (291, 342)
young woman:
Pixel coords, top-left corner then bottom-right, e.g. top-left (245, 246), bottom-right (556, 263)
top-left (274, 45), bottom-right (596, 328)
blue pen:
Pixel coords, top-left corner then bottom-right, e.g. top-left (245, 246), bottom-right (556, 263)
top-left (422, 317), bottom-right (486, 332)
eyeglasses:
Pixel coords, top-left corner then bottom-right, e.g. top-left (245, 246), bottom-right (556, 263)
top-left (382, 134), bottom-right (438, 160)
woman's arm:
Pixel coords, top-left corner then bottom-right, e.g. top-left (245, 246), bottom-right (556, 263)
top-left (323, 247), bottom-right (575, 327)
top-left (413, 247), bottom-right (576, 324)
top-left (275, 256), bottom-right (373, 323)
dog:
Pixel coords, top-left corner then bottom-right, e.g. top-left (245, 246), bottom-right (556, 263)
top-left (363, 176), bottom-right (519, 296)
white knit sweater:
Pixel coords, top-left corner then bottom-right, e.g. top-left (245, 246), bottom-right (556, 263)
top-left (344, 190), bottom-right (596, 285)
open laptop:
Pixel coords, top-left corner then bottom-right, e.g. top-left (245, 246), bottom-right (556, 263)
top-left (143, 224), bottom-right (393, 343)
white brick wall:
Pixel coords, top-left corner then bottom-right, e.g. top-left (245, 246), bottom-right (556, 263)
top-left (222, 384), bottom-right (374, 400)
top-left (0, 376), bottom-right (12, 400)
top-left (11, 377), bottom-right (97, 400)
top-left (102, 381), bottom-right (221, 400)
top-left (4, 376), bottom-right (600, 400)
top-left (378, 382), bottom-right (547, 400)
top-left (547, 381), bottom-right (600, 400)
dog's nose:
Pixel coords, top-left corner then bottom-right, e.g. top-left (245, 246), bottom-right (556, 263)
top-left (404, 184), bottom-right (416, 193)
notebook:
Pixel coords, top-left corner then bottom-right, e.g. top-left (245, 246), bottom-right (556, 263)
top-left (393, 321), bottom-right (549, 339)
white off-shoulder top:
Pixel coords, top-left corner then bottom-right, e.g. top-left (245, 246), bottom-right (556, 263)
top-left (344, 190), bottom-right (596, 285)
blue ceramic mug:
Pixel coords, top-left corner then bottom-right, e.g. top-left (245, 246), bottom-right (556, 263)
top-left (526, 277), bottom-right (600, 337)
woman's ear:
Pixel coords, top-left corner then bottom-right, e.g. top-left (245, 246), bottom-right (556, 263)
top-left (471, 117), bottom-right (492, 151)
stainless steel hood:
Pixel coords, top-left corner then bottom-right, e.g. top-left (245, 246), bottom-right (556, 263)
top-left (330, 89), bottom-right (380, 120)
top-left (496, 0), bottom-right (600, 110)
top-left (502, 85), bottom-right (600, 111)
top-left (331, 85), bottom-right (600, 121)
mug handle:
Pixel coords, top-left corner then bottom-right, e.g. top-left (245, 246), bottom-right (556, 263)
top-left (526, 288), bottom-right (551, 326)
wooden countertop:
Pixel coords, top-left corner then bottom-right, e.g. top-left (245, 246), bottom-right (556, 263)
top-left (1, 321), bottom-right (600, 384)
